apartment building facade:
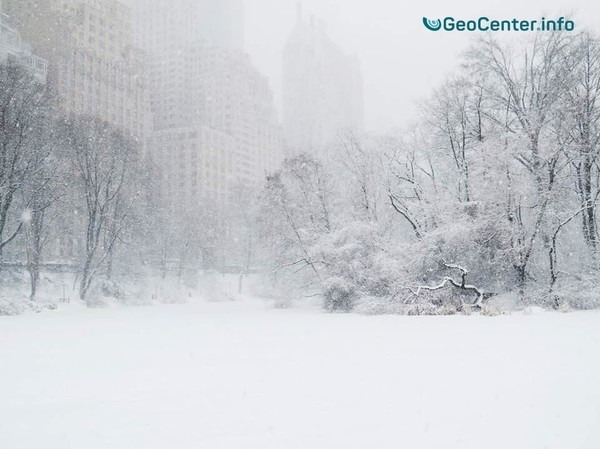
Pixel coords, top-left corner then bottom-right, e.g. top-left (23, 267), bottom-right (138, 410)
top-left (0, 10), bottom-right (47, 82)
top-left (130, 0), bottom-right (283, 208)
top-left (283, 8), bottom-right (364, 156)
top-left (3, 0), bottom-right (149, 141)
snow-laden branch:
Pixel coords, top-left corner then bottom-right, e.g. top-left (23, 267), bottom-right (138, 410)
top-left (408, 263), bottom-right (485, 308)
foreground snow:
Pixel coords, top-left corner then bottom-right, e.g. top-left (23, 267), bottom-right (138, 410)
top-left (0, 299), bottom-right (599, 448)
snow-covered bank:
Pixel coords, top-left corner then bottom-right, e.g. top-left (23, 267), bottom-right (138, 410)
top-left (0, 298), bottom-right (599, 449)
top-left (0, 269), bottom-right (259, 315)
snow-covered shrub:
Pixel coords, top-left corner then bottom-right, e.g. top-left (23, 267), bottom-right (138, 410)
top-left (317, 223), bottom-right (410, 311)
top-left (437, 303), bottom-right (459, 315)
top-left (98, 280), bottom-right (127, 300)
top-left (86, 279), bottom-right (139, 307)
top-left (86, 296), bottom-right (111, 308)
top-left (0, 298), bottom-right (28, 316)
top-left (480, 303), bottom-right (503, 316)
top-left (252, 274), bottom-right (305, 308)
top-left (461, 304), bottom-right (474, 315)
top-left (0, 297), bottom-right (51, 316)
top-left (323, 277), bottom-right (355, 312)
top-left (406, 301), bottom-right (439, 316)
top-left (521, 289), bottom-right (555, 308)
top-left (485, 293), bottom-right (520, 312)
top-left (273, 297), bottom-right (294, 309)
top-left (551, 275), bottom-right (600, 310)
top-left (558, 302), bottom-right (573, 313)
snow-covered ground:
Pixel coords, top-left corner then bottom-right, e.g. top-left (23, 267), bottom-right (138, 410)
top-left (1, 298), bottom-right (599, 448)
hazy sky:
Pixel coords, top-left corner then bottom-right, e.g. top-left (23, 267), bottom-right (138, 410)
top-left (244, 0), bottom-right (600, 133)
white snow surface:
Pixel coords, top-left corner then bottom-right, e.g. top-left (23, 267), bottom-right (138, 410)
top-left (1, 298), bottom-right (599, 448)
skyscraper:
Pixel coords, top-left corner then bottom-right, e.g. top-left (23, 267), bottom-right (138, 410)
top-left (283, 6), bottom-right (364, 156)
top-left (146, 43), bottom-right (283, 207)
top-left (130, 0), bottom-right (283, 207)
top-left (2, 0), bottom-right (149, 141)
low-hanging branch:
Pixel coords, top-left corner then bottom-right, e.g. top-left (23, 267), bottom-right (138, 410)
top-left (409, 263), bottom-right (485, 307)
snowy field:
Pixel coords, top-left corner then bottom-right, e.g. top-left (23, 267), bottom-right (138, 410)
top-left (1, 299), bottom-right (599, 449)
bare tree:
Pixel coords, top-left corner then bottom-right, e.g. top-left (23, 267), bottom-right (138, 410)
top-left (385, 130), bottom-right (436, 239)
top-left (0, 62), bottom-right (52, 261)
top-left (337, 132), bottom-right (383, 223)
top-left (22, 147), bottom-right (62, 301)
top-left (258, 155), bottom-right (333, 285)
top-left (63, 117), bottom-right (138, 301)
top-left (468, 33), bottom-right (571, 190)
top-left (562, 34), bottom-right (600, 254)
top-left (425, 76), bottom-right (481, 203)
top-left (227, 182), bottom-right (260, 293)
top-left (466, 33), bottom-right (574, 294)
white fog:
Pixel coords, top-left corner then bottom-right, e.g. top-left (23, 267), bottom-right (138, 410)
top-left (1, 0), bottom-right (599, 447)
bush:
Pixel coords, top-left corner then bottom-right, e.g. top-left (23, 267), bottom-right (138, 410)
top-left (480, 303), bottom-right (503, 316)
top-left (98, 280), bottom-right (127, 300)
top-left (323, 277), bottom-right (355, 312)
top-left (273, 297), bottom-right (293, 309)
top-left (0, 297), bottom-right (46, 316)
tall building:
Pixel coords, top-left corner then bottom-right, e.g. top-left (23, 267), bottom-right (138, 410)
top-left (129, 0), bottom-right (243, 53)
top-left (2, 0), bottom-right (149, 141)
top-left (145, 42), bottom-right (284, 206)
top-left (0, 11), bottom-right (47, 83)
top-left (130, 0), bottom-right (283, 207)
top-left (283, 6), bottom-right (364, 156)
top-left (2, 0), bottom-right (150, 264)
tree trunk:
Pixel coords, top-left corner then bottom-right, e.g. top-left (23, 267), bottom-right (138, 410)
top-left (29, 268), bottom-right (39, 301)
top-left (27, 210), bottom-right (45, 301)
top-left (238, 272), bottom-right (244, 294)
top-left (106, 248), bottom-right (114, 280)
top-left (79, 256), bottom-right (93, 301)
top-left (582, 159), bottom-right (597, 251)
top-left (515, 264), bottom-right (526, 300)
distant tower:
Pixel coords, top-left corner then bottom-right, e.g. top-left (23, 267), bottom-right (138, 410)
top-left (129, 0), bottom-right (283, 208)
top-left (282, 5), bottom-right (364, 156)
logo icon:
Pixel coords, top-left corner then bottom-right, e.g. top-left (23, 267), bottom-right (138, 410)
top-left (423, 17), bottom-right (442, 31)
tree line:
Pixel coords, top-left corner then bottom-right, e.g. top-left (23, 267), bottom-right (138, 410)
top-left (257, 31), bottom-right (600, 313)
top-left (0, 62), bottom-right (142, 301)
top-left (4, 30), bottom-right (600, 313)
top-left (0, 61), bottom-right (257, 304)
